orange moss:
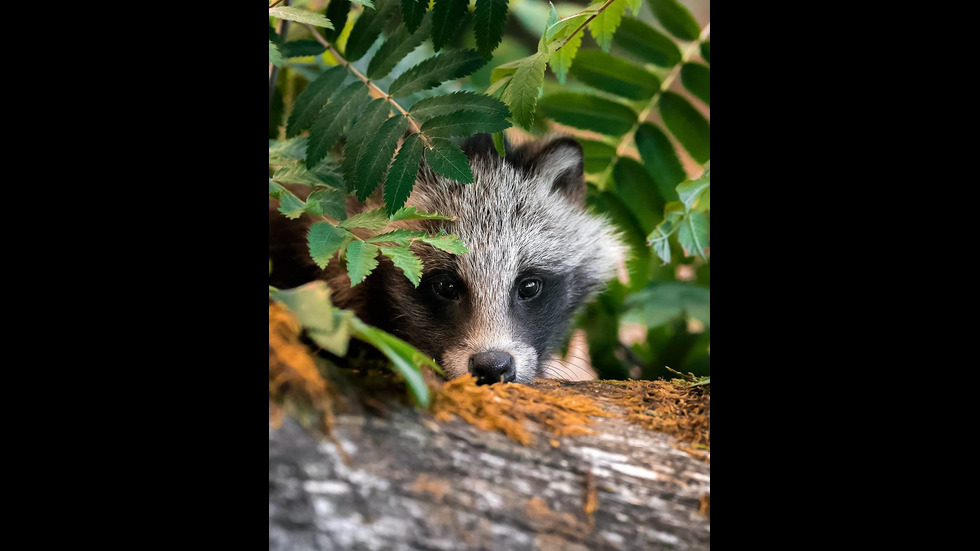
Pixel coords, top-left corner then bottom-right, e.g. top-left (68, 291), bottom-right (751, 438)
top-left (614, 380), bottom-right (710, 449)
top-left (269, 302), bottom-right (335, 434)
top-left (411, 474), bottom-right (451, 502)
top-left (431, 374), bottom-right (616, 445)
top-left (699, 493), bottom-right (710, 518)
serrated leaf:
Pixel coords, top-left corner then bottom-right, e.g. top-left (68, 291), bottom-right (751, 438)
top-left (306, 189), bottom-right (348, 221)
top-left (409, 91), bottom-right (510, 123)
top-left (367, 229), bottom-right (427, 245)
top-left (648, 0), bottom-right (700, 41)
top-left (587, 0), bottom-right (626, 52)
top-left (676, 169), bottom-right (709, 211)
top-left (421, 234), bottom-right (469, 254)
top-left (492, 131), bottom-right (506, 156)
top-left (338, 208), bottom-right (390, 232)
top-left (344, 0), bottom-right (397, 62)
top-left (646, 202), bottom-right (684, 264)
top-left (389, 206), bottom-right (454, 221)
top-left (402, 0), bottom-right (429, 32)
top-left (680, 62), bottom-right (710, 106)
top-left (613, 158), bottom-right (665, 235)
top-left (490, 58), bottom-right (523, 82)
top-left (380, 245), bottom-right (424, 286)
top-left (354, 114), bottom-right (408, 201)
top-left (420, 110), bottom-right (511, 138)
top-left (569, 50), bottom-right (660, 100)
top-left (613, 16), bottom-right (681, 67)
top-left (384, 133), bottom-right (424, 215)
top-left (626, 0), bottom-right (643, 16)
top-left (324, 0), bottom-right (351, 41)
top-left (277, 189), bottom-right (307, 219)
top-left (269, 137), bottom-right (308, 164)
top-left (345, 241), bottom-right (381, 285)
top-left (659, 91), bottom-right (710, 164)
top-left (269, 40), bottom-right (283, 67)
top-left (341, 99), bottom-right (392, 188)
top-left (623, 282), bottom-right (709, 328)
top-left (549, 25), bottom-right (581, 84)
top-left (306, 82), bottom-right (371, 169)
top-left (677, 211), bottom-right (708, 259)
top-left (268, 6), bottom-right (334, 28)
top-left (286, 65), bottom-right (346, 138)
top-left (432, 0), bottom-right (469, 51)
top-left (425, 139), bottom-right (474, 183)
top-left (388, 49), bottom-right (486, 97)
top-left (475, 0), bottom-right (509, 58)
top-left (274, 163), bottom-right (324, 187)
top-left (500, 53), bottom-right (547, 130)
top-left (307, 222), bottom-right (353, 268)
top-left (269, 178), bottom-right (287, 198)
top-left (485, 74), bottom-right (511, 98)
top-left (700, 39), bottom-right (710, 63)
top-left (635, 123), bottom-right (684, 201)
top-left (367, 13), bottom-right (432, 80)
top-left (351, 0), bottom-right (375, 6)
top-left (280, 40), bottom-right (326, 58)
top-left (537, 93), bottom-right (636, 136)
top-left (580, 139), bottom-right (616, 174)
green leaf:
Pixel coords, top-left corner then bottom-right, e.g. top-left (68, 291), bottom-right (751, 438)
top-left (680, 62), bottom-right (710, 106)
top-left (420, 110), bottom-right (511, 138)
top-left (425, 139), bottom-right (474, 183)
top-left (279, 40), bottom-right (326, 58)
top-left (307, 221), bottom-right (353, 268)
top-left (648, 0), bottom-right (700, 41)
top-left (589, 188), bottom-right (650, 290)
top-left (344, 0), bottom-right (397, 62)
top-left (351, 0), bottom-right (376, 6)
top-left (384, 133), bottom-right (424, 215)
top-left (338, 208), bottom-right (390, 232)
top-left (367, 229), bottom-right (428, 245)
top-left (677, 211), bottom-right (708, 259)
top-left (401, 0), bottom-right (429, 32)
top-left (492, 131), bottom-right (506, 156)
top-left (635, 123), bottom-right (684, 201)
top-left (613, 158), bottom-right (665, 235)
top-left (474, 0), bottom-right (509, 58)
top-left (388, 49), bottom-right (486, 97)
top-left (354, 114), bottom-right (407, 201)
top-left (268, 6), bottom-right (334, 28)
top-left (626, 0), bottom-right (643, 16)
top-left (272, 282), bottom-right (351, 356)
top-left (568, 50), bottom-right (660, 100)
top-left (646, 201), bottom-right (684, 264)
top-left (269, 137), bottom-right (308, 164)
top-left (388, 206), bottom-right (454, 221)
top-left (286, 65), bottom-right (346, 138)
top-left (348, 316), bottom-right (437, 406)
top-left (340, 99), bottom-right (392, 188)
top-left (367, 13), bottom-right (432, 80)
top-left (676, 169), bottom-right (709, 211)
top-left (306, 188), bottom-right (348, 221)
top-left (537, 93), bottom-right (636, 135)
top-left (623, 282), bottom-right (710, 328)
top-left (613, 16), bottom-right (681, 67)
top-left (421, 233), bottom-right (469, 254)
top-left (700, 39), bottom-right (710, 63)
top-left (587, 0), bottom-right (627, 52)
top-left (324, 0), bottom-right (351, 41)
top-left (500, 53), bottom-right (547, 130)
top-left (269, 178), bottom-right (286, 198)
top-left (306, 81), bottom-right (371, 169)
top-left (345, 241), bottom-right (381, 285)
top-left (380, 245), bottom-right (424, 286)
top-left (269, 40), bottom-right (283, 67)
top-left (659, 91), bottom-right (710, 164)
top-left (273, 162), bottom-right (339, 188)
top-left (432, 0), bottom-right (469, 51)
top-left (580, 139), bottom-right (616, 174)
top-left (549, 24), bottom-right (582, 84)
top-left (277, 189), bottom-right (307, 219)
top-left (409, 91), bottom-right (510, 123)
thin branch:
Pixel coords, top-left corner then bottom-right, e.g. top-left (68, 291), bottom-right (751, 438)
top-left (269, 0), bottom-right (293, 105)
top-left (269, 0), bottom-right (285, 8)
top-left (555, 0), bottom-right (618, 52)
top-left (304, 24), bottom-right (429, 146)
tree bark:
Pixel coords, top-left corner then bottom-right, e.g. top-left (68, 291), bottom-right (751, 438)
top-left (269, 380), bottom-right (710, 550)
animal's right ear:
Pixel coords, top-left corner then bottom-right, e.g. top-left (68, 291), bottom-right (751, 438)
top-left (525, 137), bottom-right (586, 206)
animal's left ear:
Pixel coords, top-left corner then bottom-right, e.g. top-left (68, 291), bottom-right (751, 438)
top-left (529, 137), bottom-right (586, 206)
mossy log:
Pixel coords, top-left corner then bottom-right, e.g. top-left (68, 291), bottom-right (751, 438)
top-left (269, 379), bottom-right (710, 550)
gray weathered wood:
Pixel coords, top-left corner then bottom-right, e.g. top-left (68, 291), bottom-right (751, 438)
top-left (269, 381), bottom-right (710, 550)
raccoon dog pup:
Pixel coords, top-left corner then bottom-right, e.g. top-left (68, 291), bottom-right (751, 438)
top-left (269, 134), bottom-right (626, 385)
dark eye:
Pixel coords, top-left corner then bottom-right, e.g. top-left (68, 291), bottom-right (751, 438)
top-left (517, 278), bottom-right (542, 300)
top-left (430, 276), bottom-right (461, 301)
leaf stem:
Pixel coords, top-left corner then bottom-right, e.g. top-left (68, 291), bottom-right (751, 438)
top-left (269, 0), bottom-right (285, 8)
top-left (596, 23), bottom-right (710, 190)
top-left (304, 25), bottom-right (431, 147)
top-left (269, 0), bottom-right (293, 104)
top-left (555, 0), bottom-right (618, 52)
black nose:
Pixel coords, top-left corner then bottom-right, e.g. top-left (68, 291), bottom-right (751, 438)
top-left (468, 351), bottom-right (516, 385)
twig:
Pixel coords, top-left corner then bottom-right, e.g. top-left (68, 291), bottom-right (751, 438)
top-left (269, 0), bottom-right (293, 105)
top-left (555, 0), bottom-right (618, 52)
top-left (269, 0), bottom-right (285, 8)
top-left (304, 24), bottom-right (430, 147)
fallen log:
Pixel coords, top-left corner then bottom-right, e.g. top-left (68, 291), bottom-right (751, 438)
top-left (269, 378), bottom-right (711, 550)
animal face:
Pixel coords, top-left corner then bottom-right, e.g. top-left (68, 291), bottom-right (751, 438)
top-left (373, 135), bottom-right (626, 383)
